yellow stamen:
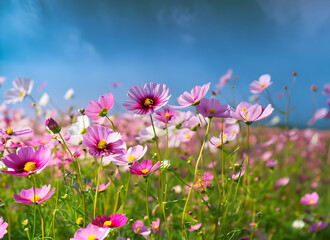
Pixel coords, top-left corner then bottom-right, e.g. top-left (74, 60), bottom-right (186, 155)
top-left (97, 139), bottom-right (107, 150)
top-left (186, 135), bottom-right (191, 139)
top-left (23, 162), bottom-right (37, 172)
top-left (76, 217), bottom-right (84, 225)
top-left (88, 235), bottom-right (98, 240)
top-left (241, 108), bottom-right (246, 112)
top-left (144, 98), bottom-right (154, 107)
top-left (309, 200), bottom-right (314, 204)
top-left (136, 227), bottom-right (142, 232)
top-left (128, 156), bottom-right (137, 162)
top-left (194, 225), bottom-right (198, 229)
top-left (30, 195), bottom-right (41, 203)
top-left (165, 113), bottom-right (170, 118)
top-left (103, 220), bottom-right (112, 227)
top-left (19, 91), bottom-right (26, 98)
top-left (261, 84), bottom-right (265, 88)
top-left (141, 169), bottom-right (149, 174)
top-left (208, 108), bottom-right (215, 114)
top-left (6, 127), bottom-right (13, 135)
top-left (99, 187), bottom-right (105, 191)
top-left (154, 225), bottom-right (159, 229)
top-left (41, 140), bottom-right (47, 143)
top-left (244, 112), bottom-right (248, 120)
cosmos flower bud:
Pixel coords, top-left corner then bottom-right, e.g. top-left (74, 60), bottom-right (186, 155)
top-left (292, 71), bottom-right (297, 76)
top-left (284, 86), bottom-right (288, 90)
top-left (45, 118), bottom-right (61, 134)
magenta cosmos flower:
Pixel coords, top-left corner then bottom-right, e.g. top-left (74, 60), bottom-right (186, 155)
top-left (1, 146), bottom-right (53, 177)
top-left (82, 125), bottom-right (126, 158)
top-left (129, 159), bottom-right (160, 176)
top-left (91, 214), bottom-right (128, 228)
top-left (0, 127), bottom-right (33, 138)
top-left (85, 92), bottom-right (115, 121)
top-left (13, 184), bottom-right (55, 204)
top-left (0, 217), bottom-right (8, 239)
top-left (170, 83), bottom-right (210, 109)
top-left (196, 98), bottom-right (231, 118)
top-left (300, 192), bottom-right (319, 205)
top-left (70, 224), bottom-right (110, 240)
top-left (249, 74), bottom-right (272, 94)
top-left (132, 220), bottom-right (151, 237)
top-left (231, 101), bottom-right (274, 124)
top-left (309, 222), bottom-right (328, 232)
top-left (123, 82), bottom-right (170, 115)
top-left (93, 180), bottom-right (111, 192)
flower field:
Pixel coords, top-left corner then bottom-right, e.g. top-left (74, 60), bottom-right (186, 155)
top-left (0, 76), bottom-right (329, 240)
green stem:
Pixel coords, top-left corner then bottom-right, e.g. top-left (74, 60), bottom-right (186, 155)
top-left (106, 115), bottom-right (116, 132)
top-left (52, 180), bottom-right (60, 240)
top-left (36, 204), bottom-right (44, 240)
top-left (94, 157), bottom-right (103, 218)
top-left (32, 176), bottom-right (37, 240)
top-left (182, 118), bottom-right (211, 238)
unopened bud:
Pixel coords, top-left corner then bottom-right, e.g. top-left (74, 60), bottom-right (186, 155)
top-left (292, 72), bottom-right (297, 76)
top-left (45, 118), bottom-right (61, 134)
top-left (284, 86), bottom-right (288, 90)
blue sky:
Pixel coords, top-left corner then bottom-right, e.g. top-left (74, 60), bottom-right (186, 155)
top-left (0, 0), bottom-right (329, 128)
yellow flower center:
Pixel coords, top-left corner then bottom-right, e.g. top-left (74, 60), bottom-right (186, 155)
top-left (23, 162), bottom-right (37, 172)
top-left (97, 139), bottom-right (107, 150)
top-left (186, 135), bottom-right (191, 139)
top-left (99, 187), bottom-right (105, 191)
top-left (261, 84), bottom-right (265, 88)
top-left (244, 112), bottom-right (248, 120)
top-left (6, 127), bottom-right (13, 135)
top-left (154, 225), bottom-right (159, 229)
top-left (30, 195), bottom-right (41, 203)
top-left (316, 224), bottom-right (321, 229)
top-left (141, 169), bottom-right (149, 174)
top-left (144, 98), bottom-right (154, 107)
top-left (241, 108), bottom-right (246, 112)
top-left (41, 139), bottom-right (47, 143)
top-left (19, 90), bottom-right (26, 98)
top-left (129, 156), bottom-right (137, 162)
top-left (136, 227), bottom-right (142, 232)
top-left (165, 113), bottom-right (170, 118)
top-left (103, 220), bottom-right (112, 227)
top-left (309, 200), bottom-right (314, 204)
top-left (208, 108), bottom-right (215, 114)
top-left (76, 217), bottom-right (84, 225)
top-left (88, 235), bottom-right (98, 240)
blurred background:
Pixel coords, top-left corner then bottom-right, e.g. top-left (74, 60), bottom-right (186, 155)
top-left (0, 0), bottom-right (329, 128)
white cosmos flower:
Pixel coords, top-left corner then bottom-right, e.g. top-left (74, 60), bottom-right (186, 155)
top-left (64, 88), bottom-right (74, 100)
top-left (4, 77), bottom-right (33, 104)
top-left (39, 93), bottom-right (49, 107)
top-left (68, 116), bottom-right (90, 145)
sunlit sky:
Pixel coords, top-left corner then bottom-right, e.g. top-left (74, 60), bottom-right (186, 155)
top-left (0, 0), bottom-right (329, 128)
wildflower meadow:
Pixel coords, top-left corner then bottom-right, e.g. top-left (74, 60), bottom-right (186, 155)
top-left (0, 74), bottom-right (329, 240)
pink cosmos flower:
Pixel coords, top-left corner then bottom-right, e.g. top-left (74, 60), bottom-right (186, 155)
top-left (91, 214), bottom-right (128, 228)
top-left (4, 77), bottom-right (34, 104)
top-left (123, 82), bottom-right (170, 115)
top-left (209, 132), bottom-right (236, 147)
top-left (85, 93), bottom-right (115, 121)
top-left (13, 184), bottom-right (55, 204)
top-left (37, 81), bottom-right (47, 91)
top-left (93, 180), bottom-right (111, 192)
top-left (0, 217), bottom-right (8, 239)
top-left (70, 224), bottom-right (110, 240)
top-left (308, 108), bottom-right (328, 126)
top-left (231, 101), bottom-right (274, 123)
top-left (309, 222), bottom-right (328, 232)
top-left (151, 218), bottom-right (160, 233)
top-left (195, 98), bottom-right (231, 118)
top-left (300, 192), bottom-right (319, 205)
top-left (232, 168), bottom-right (245, 180)
top-left (322, 83), bottom-right (330, 95)
top-left (274, 177), bottom-right (290, 189)
top-left (266, 159), bottom-right (278, 168)
top-left (216, 69), bottom-right (232, 89)
top-left (1, 146), bottom-right (53, 177)
top-left (110, 82), bottom-right (122, 88)
top-left (154, 108), bottom-right (177, 128)
top-left (82, 125), bottom-right (126, 158)
top-left (112, 145), bottom-right (147, 165)
top-left (188, 223), bottom-right (202, 232)
top-left (129, 159), bottom-right (160, 176)
top-left (311, 84), bottom-right (318, 91)
top-left (132, 220), bottom-right (151, 237)
top-left (170, 83), bottom-right (210, 109)
top-left (0, 127), bottom-right (33, 138)
top-left (249, 74), bottom-right (272, 93)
